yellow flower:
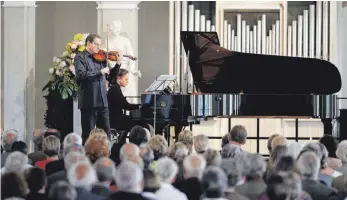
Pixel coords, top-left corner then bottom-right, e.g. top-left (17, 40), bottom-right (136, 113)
top-left (74, 33), bottom-right (84, 41)
top-left (78, 45), bottom-right (86, 52)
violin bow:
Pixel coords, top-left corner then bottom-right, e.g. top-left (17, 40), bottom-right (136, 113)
top-left (106, 24), bottom-right (110, 68)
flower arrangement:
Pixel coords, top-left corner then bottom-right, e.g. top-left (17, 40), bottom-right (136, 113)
top-left (42, 33), bottom-right (89, 100)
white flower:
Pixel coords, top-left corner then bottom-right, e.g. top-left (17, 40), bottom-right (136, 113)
top-left (56, 58), bottom-right (61, 63)
top-left (53, 57), bottom-right (58, 62)
top-left (78, 41), bottom-right (83, 46)
top-left (71, 43), bottom-right (77, 49)
top-left (63, 51), bottom-right (69, 56)
top-left (69, 65), bottom-right (75, 75)
top-left (70, 53), bottom-right (76, 59)
top-left (55, 70), bottom-right (62, 76)
top-left (48, 68), bottom-right (54, 74)
top-left (59, 61), bottom-right (66, 67)
top-left (82, 33), bottom-right (89, 42)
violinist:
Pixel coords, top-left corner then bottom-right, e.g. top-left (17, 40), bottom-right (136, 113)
top-left (74, 33), bottom-right (123, 144)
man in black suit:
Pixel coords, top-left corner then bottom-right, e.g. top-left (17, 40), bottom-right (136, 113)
top-left (107, 68), bottom-right (141, 132)
top-left (75, 33), bottom-right (122, 143)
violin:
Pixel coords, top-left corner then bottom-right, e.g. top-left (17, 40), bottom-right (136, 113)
top-left (93, 49), bottom-right (137, 62)
top-left (93, 23), bottom-right (137, 63)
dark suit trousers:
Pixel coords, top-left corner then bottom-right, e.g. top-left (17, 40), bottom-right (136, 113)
top-left (81, 106), bottom-right (110, 144)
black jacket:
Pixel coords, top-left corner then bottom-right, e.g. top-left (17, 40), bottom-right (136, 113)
top-left (107, 82), bottom-right (139, 128)
top-left (74, 50), bottom-right (121, 109)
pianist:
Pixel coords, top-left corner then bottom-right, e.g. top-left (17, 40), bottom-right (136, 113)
top-left (107, 67), bottom-right (142, 132)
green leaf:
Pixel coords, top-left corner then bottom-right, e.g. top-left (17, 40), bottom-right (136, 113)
top-left (62, 89), bottom-right (68, 99)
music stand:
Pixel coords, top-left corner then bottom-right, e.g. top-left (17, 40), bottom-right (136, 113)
top-left (145, 75), bottom-right (176, 94)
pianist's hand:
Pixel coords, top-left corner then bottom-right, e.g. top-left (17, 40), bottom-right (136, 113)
top-left (132, 69), bottom-right (142, 78)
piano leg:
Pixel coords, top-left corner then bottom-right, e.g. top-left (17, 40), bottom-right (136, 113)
top-left (321, 118), bottom-right (333, 135)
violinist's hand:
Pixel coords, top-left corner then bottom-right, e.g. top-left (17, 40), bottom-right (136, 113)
top-left (116, 52), bottom-right (124, 65)
top-left (132, 69), bottom-right (142, 78)
top-left (101, 67), bottom-right (110, 75)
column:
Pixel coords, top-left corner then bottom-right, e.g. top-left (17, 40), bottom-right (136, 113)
top-left (340, 2), bottom-right (347, 109)
top-left (96, 1), bottom-right (140, 101)
top-left (2, 1), bottom-right (36, 143)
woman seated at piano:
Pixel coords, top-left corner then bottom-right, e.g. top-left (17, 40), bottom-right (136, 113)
top-left (107, 66), bottom-right (141, 132)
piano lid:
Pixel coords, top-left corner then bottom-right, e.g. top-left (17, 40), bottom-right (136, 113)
top-left (181, 31), bottom-right (342, 95)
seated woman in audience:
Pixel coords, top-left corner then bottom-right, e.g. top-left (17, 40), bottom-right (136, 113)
top-left (84, 133), bottom-right (110, 164)
top-left (177, 130), bottom-right (194, 154)
top-left (265, 145), bottom-right (288, 181)
top-left (35, 135), bottom-right (61, 170)
top-left (168, 142), bottom-right (189, 182)
top-left (148, 135), bottom-right (168, 162)
top-left (1, 129), bottom-right (19, 167)
top-left (335, 140), bottom-right (347, 175)
top-left (1, 171), bottom-right (28, 200)
top-left (25, 167), bottom-right (47, 200)
top-left (319, 134), bottom-right (342, 169)
top-left (1, 151), bottom-right (31, 174)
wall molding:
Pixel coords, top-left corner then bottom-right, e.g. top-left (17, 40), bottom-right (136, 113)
top-left (2, 1), bottom-right (36, 8)
top-left (96, 1), bottom-right (140, 10)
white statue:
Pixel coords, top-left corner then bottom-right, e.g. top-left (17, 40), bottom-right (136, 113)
top-left (106, 20), bottom-right (141, 102)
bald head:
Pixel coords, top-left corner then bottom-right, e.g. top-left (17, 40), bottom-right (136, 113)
top-left (183, 154), bottom-right (207, 179)
top-left (120, 143), bottom-right (140, 161)
top-left (68, 161), bottom-right (97, 190)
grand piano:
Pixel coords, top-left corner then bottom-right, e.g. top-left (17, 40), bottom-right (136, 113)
top-left (135, 31), bottom-right (341, 141)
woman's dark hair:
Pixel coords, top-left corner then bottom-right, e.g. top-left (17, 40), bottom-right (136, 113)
top-left (25, 167), bottom-right (46, 192)
top-left (1, 172), bottom-right (28, 199)
top-left (11, 141), bottom-right (29, 154)
top-left (117, 68), bottom-right (129, 79)
top-left (319, 134), bottom-right (339, 158)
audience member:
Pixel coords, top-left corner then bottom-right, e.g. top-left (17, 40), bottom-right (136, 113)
top-left (129, 125), bottom-right (148, 146)
top-left (25, 167), bottom-right (47, 200)
top-left (267, 134), bottom-right (280, 155)
top-left (228, 125), bottom-right (248, 146)
top-left (142, 169), bottom-right (161, 200)
top-left (35, 135), bottom-right (61, 170)
top-left (91, 157), bottom-right (115, 197)
top-left (1, 129), bottom-right (19, 167)
top-left (48, 181), bottom-right (77, 200)
top-left (320, 135), bottom-right (342, 169)
top-left (201, 166), bottom-right (228, 200)
top-left (204, 148), bottom-right (222, 167)
top-left (148, 135), bottom-right (168, 161)
top-left (221, 143), bottom-right (242, 159)
top-left (194, 134), bottom-right (209, 154)
top-left (1, 171), bottom-right (28, 199)
top-left (177, 130), bottom-right (194, 154)
top-left (335, 140), bottom-right (347, 174)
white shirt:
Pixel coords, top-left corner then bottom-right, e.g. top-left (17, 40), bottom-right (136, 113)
top-left (155, 182), bottom-right (188, 200)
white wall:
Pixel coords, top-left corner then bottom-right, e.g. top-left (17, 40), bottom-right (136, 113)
top-left (138, 1), bottom-right (170, 93)
top-left (35, 1), bottom-right (97, 129)
top-left (340, 5), bottom-right (347, 107)
top-left (0, 1), bottom-right (3, 130)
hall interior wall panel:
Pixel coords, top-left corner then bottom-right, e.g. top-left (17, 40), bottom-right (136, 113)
top-left (282, 119), bottom-right (324, 138)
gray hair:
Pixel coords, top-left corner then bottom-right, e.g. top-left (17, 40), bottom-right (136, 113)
top-left (268, 171), bottom-right (302, 199)
top-left (243, 153), bottom-right (266, 179)
top-left (183, 154), bottom-right (206, 179)
top-left (229, 125), bottom-right (247, 144)
top-left (287, 142), bottom-right (303, 159)
top-left (168, 142), bottom-right (189, 163)
top-left (1, 129), bottom-right (19, 152)
top-left (139, 143), bottom-right (154, 169)
top-left (32, 128), bottom-right (47, 151)
top-left (269, 145), bottom-right (288, 167)
top-left (43, 135), bottom-right (61, 156)
top-left (221, 156), bottom-right (244, 187)
top-left (221, 143), bottom-right (242, 159)
top-left (155, 157), bottom-right (178, 183)
top-left (297, 151), bottom-right (320, 180)
top-left (148, 135), bottom-right (168, 160)
top-left (93, 157), bottom-right (116, 182)
top-left (63, 133), bottom-right (82, 148)
top-left (203, 148), bottom-right (222, 167)
top-left (302, 142), bottom-right (328, 169)
top-left (116, 161), bottom-right (143, 193)
top-left (201, 166), bottom-right (228, 198)
top-left (143, 128), bottom-right (151, 141)
top-left (64, 151), bottom-right (88, 170)
top-left (48, 181), bottom-right (77, 200)
top-left (67, 160), bottom-right (98, 190)
top-left (63, 143), bottom-right (85, 157)
top-left (194, 134), bottom-right (209, 153)
top-left (4, 151), bottom-right (28, 173)
top-left (336, 140), bottom-right (347, 164)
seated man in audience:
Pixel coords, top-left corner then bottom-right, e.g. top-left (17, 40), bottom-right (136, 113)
top-left (155, 157), bottom-right (188, 200)
top-left (228, 125), bottom-right (247, 147)
top-left (174, 154), bottom-right (206, 200)
top-left (47, 150), bottom-right (86, 188)
top-left (142, 169), bottom-right (161, 200)
top-left (48, 181), bottom-right (77, 200)
top-left (203, 148), bottom-right (222, 167)
top-left (1, 129), bottom-right (19, 167)
top-left (109, 161), bottom-right (152, 200)
top-left (67, 160), bottom-right (103, 200)
top-left (319, 135), bottom-right (341, 170)
top-left (25, 167), bottom-right (47, 200)
top-left (46, 132), bottom-right (83, 176)
top-left (221, 156), bottom-right (249, 200)
top-left (297, 151), bottom-right (339, 200)
top-left (201, 166), bottom-right (229, 200)
top-left (235, 153), bottom-right (267, 199)
top-left (120, 143), bottom-right (142, 166)
top-left (91, 157), bottom-right (115, 197)
top-left (221, 143), bottom-right (243, 159)
top-left (1, 151), bottom-right (31, 174)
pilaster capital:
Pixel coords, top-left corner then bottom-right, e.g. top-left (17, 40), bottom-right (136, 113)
top-left (2, 1), bottom-right (37, 8)
top-left (96, 1), bottom-right (140, 10)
